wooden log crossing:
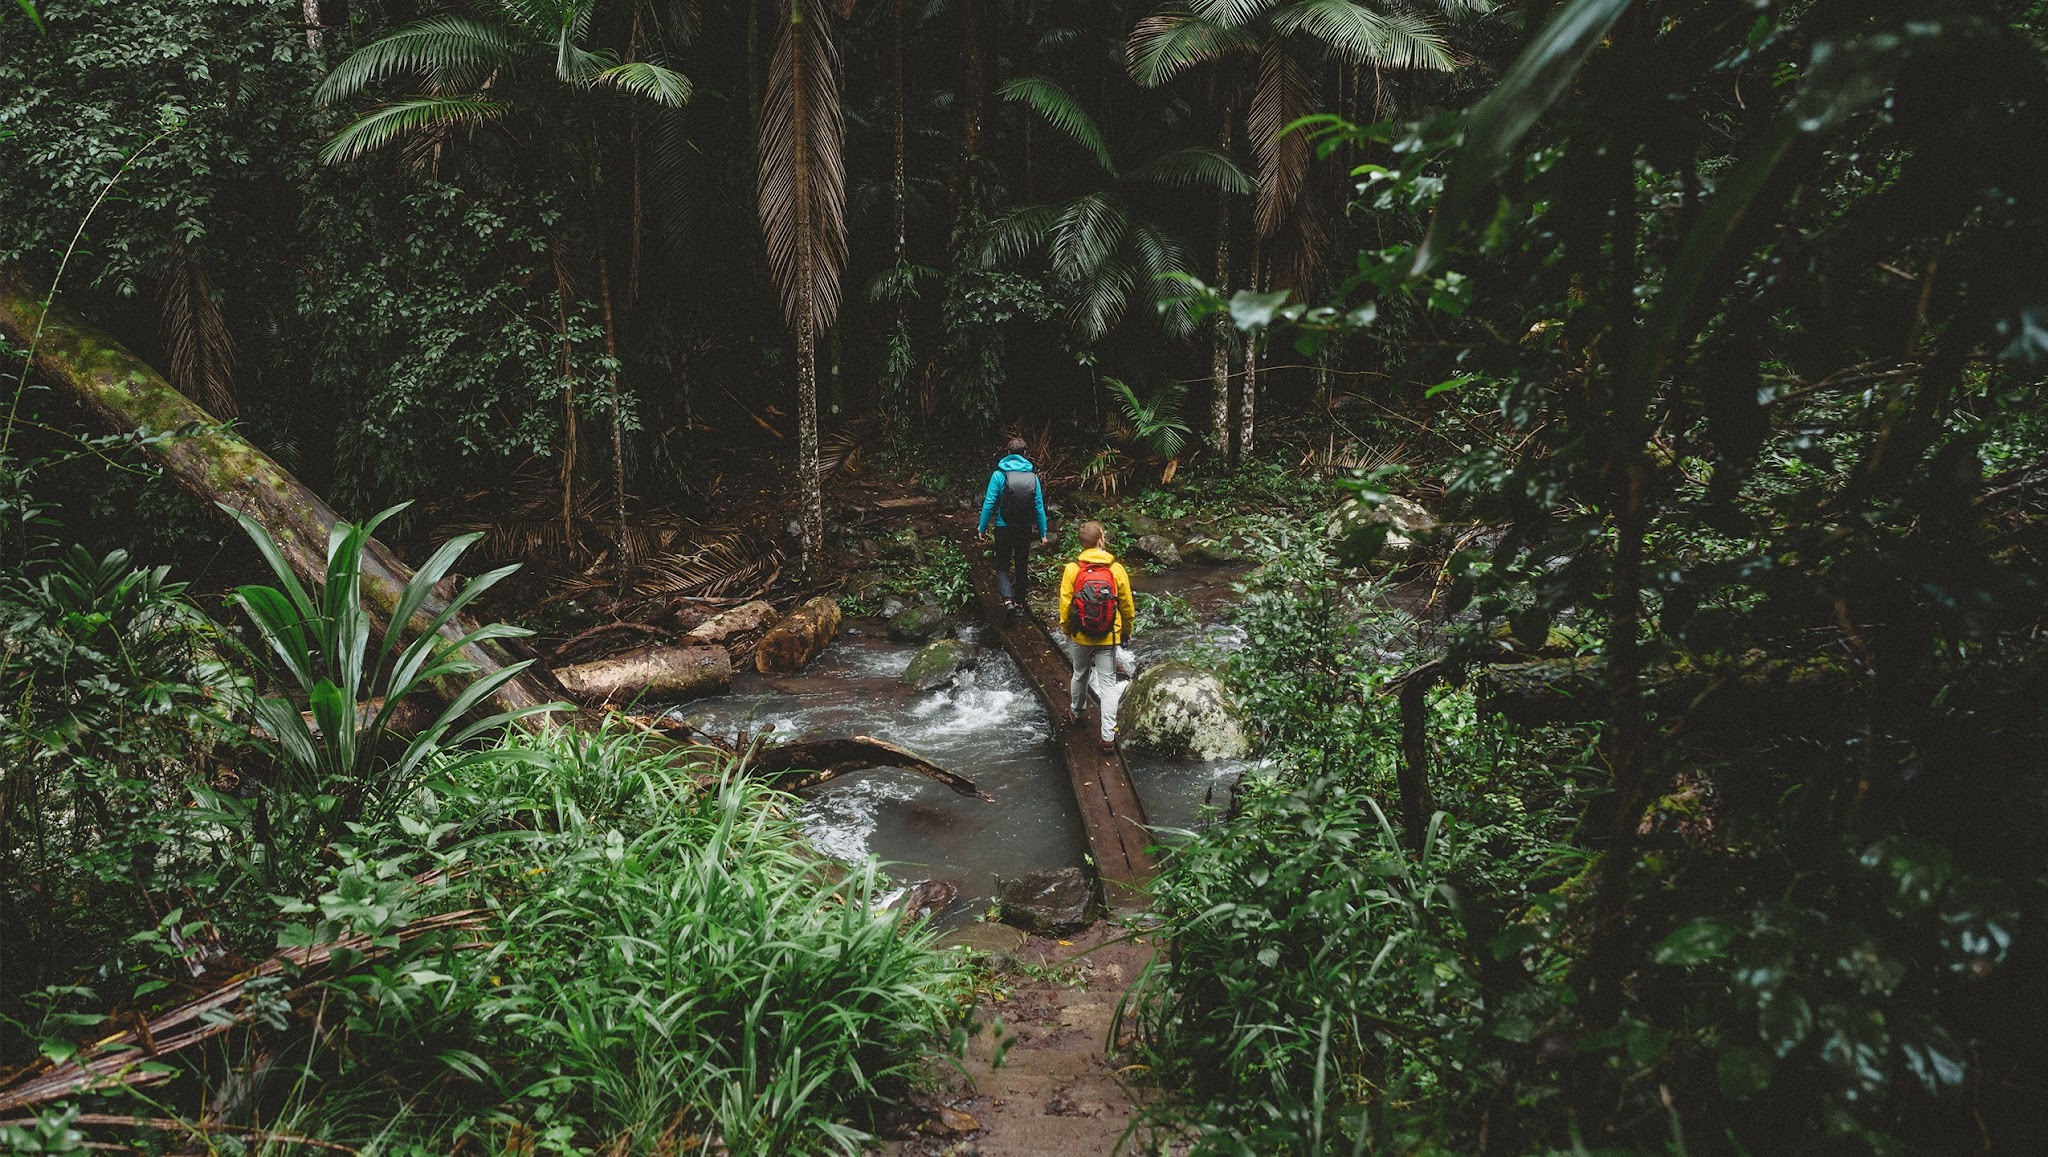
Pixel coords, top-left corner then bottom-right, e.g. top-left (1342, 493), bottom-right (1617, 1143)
top-left (967, 553), bottom-right (1157, 914)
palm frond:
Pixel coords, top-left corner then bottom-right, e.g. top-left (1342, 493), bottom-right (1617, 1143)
top-left (156, 246), bottom-right (236, 418)
top-left (1127, 12), bottom-right (1257, 87)
top-left (1129, 224), bottom-right (1198, 338)
top-left (1049, 192), bottom-right (1131, 285)
top-left (978, 203), bottom-right (1062, 267)
top-left (1248, 39), bottom-right (1313, 236)
top-left (590, 61), bottom-right (693, 105)
top-left (998, 75), bottom-right (1115, 175)
top-left (314, 16), bottom-right (523, 107)
top-left (555, 36), bottom-right (612, 83)
top-left (1128, 145), bottom-right (1256, 194)
top-left (1068, 252), bottom-right (1140, 343)
top-left (757, 0), bottom-right (848, 334)
top-left (320, 97), bottom-right (508, 165)
top-left (1191, 0), bottom-right (1281, 28)
top-left (1272, 0), bottom-right (1453, 71)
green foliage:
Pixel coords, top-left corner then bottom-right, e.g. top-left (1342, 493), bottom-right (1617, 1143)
top-left (1126, 780), bottom-right (1479, 1156)
top-left (205, 502), bottom-right (548, 890)
top-left (0, 538), bottom-right (238, 998)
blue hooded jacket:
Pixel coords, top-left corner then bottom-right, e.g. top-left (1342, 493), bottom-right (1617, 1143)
top-left (977, 453), bottom-right (1048, 536)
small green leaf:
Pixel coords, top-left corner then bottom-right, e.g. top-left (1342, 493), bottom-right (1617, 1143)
top-left (1229, 290), bottom-right (1293, 330)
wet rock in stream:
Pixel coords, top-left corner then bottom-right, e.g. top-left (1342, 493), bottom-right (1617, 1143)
top-left (903, 638), bottom-right (978, 691)
top-left (1117, 661), bottom-right (1250, 760)
top-left (1131, 534), bottom-right (1181, 566)
top-left (995, 867), bottom-right (1097, 934)
top-left (888, 602), bottom-right (952, 642)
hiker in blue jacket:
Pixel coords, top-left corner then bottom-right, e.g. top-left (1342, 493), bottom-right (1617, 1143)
top-left (977, 438), bottom-right (1050, 622)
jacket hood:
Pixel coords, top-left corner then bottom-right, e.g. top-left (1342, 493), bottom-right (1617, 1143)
top-left (1076, 547), bottom-right (1117, 563)
top-left (996, 453), bottom-right (1035, 471)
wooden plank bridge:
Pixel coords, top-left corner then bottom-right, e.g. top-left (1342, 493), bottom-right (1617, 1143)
top-left (968, 558), bottom-right (1157, 915)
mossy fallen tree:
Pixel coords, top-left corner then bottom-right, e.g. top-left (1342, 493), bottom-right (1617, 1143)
top-left (0, 264), bottom-right (558, 719)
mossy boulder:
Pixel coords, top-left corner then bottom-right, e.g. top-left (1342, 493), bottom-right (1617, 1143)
top-left (886, 602), bottom-right (950, 642)
top-left (902, 638), bottom-right (977, 691)
top-left (1116, 661), bottom-right (1250, 760)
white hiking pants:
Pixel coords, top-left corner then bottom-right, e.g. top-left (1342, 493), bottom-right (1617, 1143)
top-left (1066, 640), bottom-right (1126, 744)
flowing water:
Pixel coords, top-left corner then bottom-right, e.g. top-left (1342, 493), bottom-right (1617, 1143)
top-left (674, 610), bottom-right (1257, 926)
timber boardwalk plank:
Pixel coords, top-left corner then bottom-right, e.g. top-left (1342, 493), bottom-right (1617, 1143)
top-left (967, 559), bottom-right (1156, 914)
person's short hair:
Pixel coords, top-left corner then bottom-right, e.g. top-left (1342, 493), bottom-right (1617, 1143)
top-left (1078, 521), bottom-right (1105, 548)
top-left (1004, 437), bottom-right (1029, 455)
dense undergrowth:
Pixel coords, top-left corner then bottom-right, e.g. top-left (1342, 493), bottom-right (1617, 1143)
top-left (0, 498), bottom-right (968, 1155)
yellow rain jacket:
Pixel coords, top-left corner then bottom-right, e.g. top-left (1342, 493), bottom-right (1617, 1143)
top-left (1058, 547), bottom-right (1135, 646)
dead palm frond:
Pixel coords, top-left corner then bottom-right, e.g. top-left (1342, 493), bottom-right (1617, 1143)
top-left (156, 245), bottom-right (236, 418)
top-left (818, 428), bottom-right (863, 478)
top-left (630, 531), bottom-right (783, 599)
top-left (559, 529), bottom-right (783, 600)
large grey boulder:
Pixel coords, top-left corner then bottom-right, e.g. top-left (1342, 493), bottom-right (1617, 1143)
top-left (1327, 493), bottom-right (1438, 562)
top-left (1132, 534), bottom-right (1182, 566)
top-left (995, 867), bottom-right (1097, 934)
top-left (886, 602), bottom-right (950, 642)
top-left (902, 638), bottom-right (977, 691)
top-left (1116, 661), bottom-right (1250, 760)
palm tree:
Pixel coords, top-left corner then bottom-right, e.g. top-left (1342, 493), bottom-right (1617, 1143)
top-left (315, 0), bottom-right (691, 580)
top-left (985, 75), bottom-right (1252, 351)
top-left (1128, 0), bottom-right (1479, 458)
top-left (756, 0), bottom-right (847, 577)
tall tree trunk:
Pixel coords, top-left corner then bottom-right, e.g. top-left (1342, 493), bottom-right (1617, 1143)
top-left (553, 259), bottom-right (578, 550)
top-left (1212, 106), bottom-right (1232, 457)
top-left (0, 264), bottom-right (557, 718)
top-left (961, 0), bottom-right (986, 160)
top-left (759, 0), bottom-right (844, 578)
top-left (1240, 238), bottom-right (1262, 461)
top-left (301, 0), bottom-right (321, 51)
top-left (892, 0), bottom-right (906, 259)
top-left (599, 251), bottom-right (630, 594)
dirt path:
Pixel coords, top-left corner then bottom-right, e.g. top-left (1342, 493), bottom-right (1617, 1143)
top-left (884, 921), bottom-right (1168, 1157)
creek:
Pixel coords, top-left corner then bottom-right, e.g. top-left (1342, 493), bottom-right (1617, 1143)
top-left (672, 566), bottom-right (1259, 927)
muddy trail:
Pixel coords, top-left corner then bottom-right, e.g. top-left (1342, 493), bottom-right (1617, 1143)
top-left (885, 922), bottom-right (1166, 1157)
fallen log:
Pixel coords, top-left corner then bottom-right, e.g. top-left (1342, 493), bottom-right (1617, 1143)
top-left (615, 716), bottom-right (986, 799)
top-left (0, 908), bottom-right (490, 1112)
top-left (686, 598), bottom-right (779, 644)
top-left (748, 734), bottom-right (990, 798)
top-left (0, 264), bottom-right (557, 720)
top-left (755, 595), bottom-right (843, 673)
top-left (553, 643), bottom-right (733, 704)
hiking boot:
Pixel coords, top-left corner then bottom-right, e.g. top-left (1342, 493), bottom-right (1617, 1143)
top-left (1098, 738), bottom-right (1118, 755)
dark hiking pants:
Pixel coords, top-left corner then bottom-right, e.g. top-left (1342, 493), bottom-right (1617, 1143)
top-left (992, 524), bottom-right (1033, 603)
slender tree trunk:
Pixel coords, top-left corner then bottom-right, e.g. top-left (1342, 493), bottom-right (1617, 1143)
top-left (1212, 105), bottom-right (1233, 456)
top-left (554, 261), bottom-right (578, 550)
top-left (892, 0), bottom-right (907, 259)
top-left (792, 4), bottom-right (825, 576)
top-left (0, 265), bottom-right (556, 718)
top-left (301, 0), bottom-right (321, 51)
top-left (961, 0), bottom-right (985, 160)
top-left (1575, 144), bottom-right (1653, 1041)
top-left (599, 251), bottom-right (630, 594)
top-left (1240, 238), bottom-right (1261, 461)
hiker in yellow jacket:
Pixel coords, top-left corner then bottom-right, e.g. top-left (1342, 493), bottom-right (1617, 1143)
top-left (1058, 521), bottom-right (1137, 751)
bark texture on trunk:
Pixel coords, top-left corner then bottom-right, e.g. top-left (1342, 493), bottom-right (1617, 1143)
top-left (0, 264), bottom-right (558, 719)
top-left (553, 643), bottom-right (732, 704)
top-left (685, 599), bottom-right (779, 644)
top-left (755, 594), bottom-right (842, 673)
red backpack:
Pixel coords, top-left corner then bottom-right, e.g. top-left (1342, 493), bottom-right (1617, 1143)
top-left (1070, 560), bottom-right (1119, 637)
